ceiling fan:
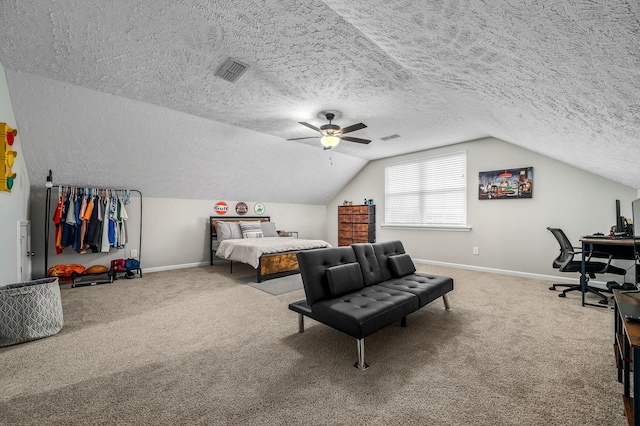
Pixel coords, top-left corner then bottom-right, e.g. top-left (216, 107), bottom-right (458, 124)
top-left (287, 112), bottom-right (370, 150)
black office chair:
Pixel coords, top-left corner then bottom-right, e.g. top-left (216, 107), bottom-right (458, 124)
top-left (547, 227), bottom-right (627, 304)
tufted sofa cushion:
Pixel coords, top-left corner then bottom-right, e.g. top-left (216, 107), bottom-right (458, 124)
top-left (373, 240), bottom-right (407, 282)
top-left (354, 240), bottom-right (414, 284)
top-left (311, 285), bottom-right (419, 339)
top-left (379, 273), bottom-right (454, 307)
top-left (290, 241), bottom-right (455, 367)
top-left (352, 243), bottom-right (383, 286)
top-left (326, 262), bottom-right (364, 297)
top-left (297, 246), bottom-right (359, 305)
top-left (350, 241), bottom-right (454, 308)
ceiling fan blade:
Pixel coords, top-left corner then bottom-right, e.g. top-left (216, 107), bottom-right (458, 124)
top-left (298, 122), bottom-right (321, 132)
top-left (287, 136), bottom-right (320, 141)
top-left (340, 136), bottom-right (371, 144)
top-left (339, 123), bottom-right (367, 135)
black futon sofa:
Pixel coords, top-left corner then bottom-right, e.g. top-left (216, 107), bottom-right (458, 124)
top-left (289, 240), bottom-right (454, 370)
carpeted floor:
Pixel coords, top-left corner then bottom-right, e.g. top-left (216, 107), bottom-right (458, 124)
top-left (248, 274), bottom-right (303, 295)
top-left (0, 262), bottom-right (627, 425)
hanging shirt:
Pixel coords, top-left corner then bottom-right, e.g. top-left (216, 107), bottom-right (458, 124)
top-left (100, 197), bottom-right (111, 253)
top-left (53, 196), bottom-right (64, 254)
top-left (78, 196), bottom-right (89, 253)
top-left (86, 196), bottom-right (101, 249)
top-left (65, 196), bottom-right (76, 224)
top-left (73, 195), bottom-right (81, 252)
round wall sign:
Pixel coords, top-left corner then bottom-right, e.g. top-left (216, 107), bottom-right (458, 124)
top-left (254, 203), bottom-right (265, 215)
top-left (214, 201), bottom-right (228, 215)
top-left (235, 202), bottom-right (248, 215)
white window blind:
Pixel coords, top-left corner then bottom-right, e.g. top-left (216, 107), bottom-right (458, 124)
top-left (385, 150), bottom-right (467, 226)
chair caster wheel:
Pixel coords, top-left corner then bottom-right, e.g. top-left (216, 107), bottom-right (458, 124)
top-left (549, 286), bottom-right (556, 291)
top-left (558, 293), bottom-right (566, 298)
top-left (598, 299), bottom-right (608, 305)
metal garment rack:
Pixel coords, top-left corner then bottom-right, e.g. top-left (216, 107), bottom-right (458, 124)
top-left (43, 183), bottom-right (143, 283)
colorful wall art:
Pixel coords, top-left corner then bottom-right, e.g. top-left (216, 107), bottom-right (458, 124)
top-left (479, 167), bottom-right (533, 200)
top-left (0, 123), bottom-right (18, 192)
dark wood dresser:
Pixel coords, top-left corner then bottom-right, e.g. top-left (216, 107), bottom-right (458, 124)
top-left (338, 205), bottom-right (375, 246)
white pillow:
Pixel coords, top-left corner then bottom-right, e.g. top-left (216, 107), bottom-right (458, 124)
top-left (261, 222), bottom-right (279, 237)
top-left (216, 221), bottom-right (243, 241)
top-left (216, 222), bottom-right (232, 241)
top-left (240, 221), bottom-right (264, 238)
top-left (228, 222), bottom-right (243, 239)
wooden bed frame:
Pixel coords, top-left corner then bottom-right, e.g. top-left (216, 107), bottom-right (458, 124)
top-left (210, 216), bottom-right (301, 282)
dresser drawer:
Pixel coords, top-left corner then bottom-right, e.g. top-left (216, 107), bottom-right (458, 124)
top-left (339, 229), bottom-right (353, 238)
top-left (352, 223), bottom-right (371, 232)
top-left (338, 223), bottom-right (352, 231)
top-left (352, 231), bottom-right (370, 241)
top-left (351, 205), bottom-right (370, 214)
top-left (338, 238), bottom-right (352, 246)
top-left (350, 214), bottom-right (369, 223)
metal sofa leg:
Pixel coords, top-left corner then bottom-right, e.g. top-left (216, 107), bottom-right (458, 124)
top-left (354, 338), bottom-right (369, 370)
top-left (298, 313), bottom-right (305, 333)
top-left (443, 294), bottom-right (452, 311)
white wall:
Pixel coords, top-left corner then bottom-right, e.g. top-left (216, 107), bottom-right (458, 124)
top-left (0, 63), bottom-right (30, 285)
top-left (327, 137), bottom-right (638, 278)
top-left (29, 195), bottom-right (327, 274)
top-left (142, 198), bottom-right (326, 270)
top-left (26, 134), bottom-right (637, 279)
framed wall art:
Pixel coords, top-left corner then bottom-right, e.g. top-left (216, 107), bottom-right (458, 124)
top-left (479, 167), bottom-right (533, 200)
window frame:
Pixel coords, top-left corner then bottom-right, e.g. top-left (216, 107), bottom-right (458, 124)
top-left (383, 150), bottom-right (470, 232)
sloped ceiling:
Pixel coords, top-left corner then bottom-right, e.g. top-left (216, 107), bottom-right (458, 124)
top-left (0, 0), bottom-right (639, 204)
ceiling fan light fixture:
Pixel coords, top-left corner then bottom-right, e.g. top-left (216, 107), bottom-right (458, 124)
top-left (321, 135), bottom-right (340, 148)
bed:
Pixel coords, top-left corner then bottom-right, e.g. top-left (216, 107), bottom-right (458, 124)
top-left (210, 216), bottom-right (331, 282)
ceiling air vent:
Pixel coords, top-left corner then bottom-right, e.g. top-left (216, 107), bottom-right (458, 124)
top-left (215, 58), bottom-right (249, 83)
top-left (380, 134), bottom-right (400, 141)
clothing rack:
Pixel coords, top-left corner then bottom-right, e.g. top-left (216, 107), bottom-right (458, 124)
top-left (43, 183), bottom-right (143, 279)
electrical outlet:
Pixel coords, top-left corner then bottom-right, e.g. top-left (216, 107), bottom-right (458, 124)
top-left (473, 247), bottom-right (479, 255)
top-left (130, 249), bottom-right (138, 259)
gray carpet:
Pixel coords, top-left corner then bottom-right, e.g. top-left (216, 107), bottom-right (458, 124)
top-left (0, 263), bottom-right (627, 425)
top-left (248, 273), bottom-right (303, 295)
top-left (225, 262), bottom-right (304, 295)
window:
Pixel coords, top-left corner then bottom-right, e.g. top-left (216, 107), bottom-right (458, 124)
top-left (385, 150), bottom-right (467, 227)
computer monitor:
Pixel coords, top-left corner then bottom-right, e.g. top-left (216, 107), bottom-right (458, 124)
top-left (633, 198), bottom-right (640, 238)
top-left (632, 198), bottom-right (640, 287)
top-left (616, 199), bottom-right (625, 235)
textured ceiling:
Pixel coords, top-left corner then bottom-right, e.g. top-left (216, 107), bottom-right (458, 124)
top-left (0, 0), bottom-right (639, 203)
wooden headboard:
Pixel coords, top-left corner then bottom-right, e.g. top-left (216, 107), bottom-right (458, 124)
top-left (210, 216), bottom-right (271, 238)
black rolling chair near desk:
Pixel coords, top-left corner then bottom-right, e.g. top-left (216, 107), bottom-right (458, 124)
top-left (547, 227), bottom-right (627, 305)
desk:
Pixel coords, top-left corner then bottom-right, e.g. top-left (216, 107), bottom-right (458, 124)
top-left (613, 289), bottom-right (640, 425)
top-left (579, 238), bottom-right (636, 308)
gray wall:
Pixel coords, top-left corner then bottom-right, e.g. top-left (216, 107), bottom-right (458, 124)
top-left (326, 137), bottom-right (638, 279)
top-left (0, 63), bottom-right (31, 285)
top-left (141, 198), bottom-right (326, 271)
top-left (21, 137), bottom-right (640, 281)
top-left (29, 194), bottom-right (327, 276)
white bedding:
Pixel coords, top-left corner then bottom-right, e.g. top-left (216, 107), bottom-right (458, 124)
top-left (215, 237), bottom-right (331, 268)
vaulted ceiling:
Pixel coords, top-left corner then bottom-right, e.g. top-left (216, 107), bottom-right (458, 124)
top-left (1, 0), bottom-right (639, 203)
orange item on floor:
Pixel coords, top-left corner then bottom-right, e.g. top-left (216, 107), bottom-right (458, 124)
top-left (46, 264), bottom-right (86, 277)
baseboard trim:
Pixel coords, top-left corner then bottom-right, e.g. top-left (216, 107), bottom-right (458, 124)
top-left (144, 258), bottom-right (613, 289)
top-left (144, 261), bottom-right (210, 274)
top-left (412, 258), bottom-right (612, 286)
